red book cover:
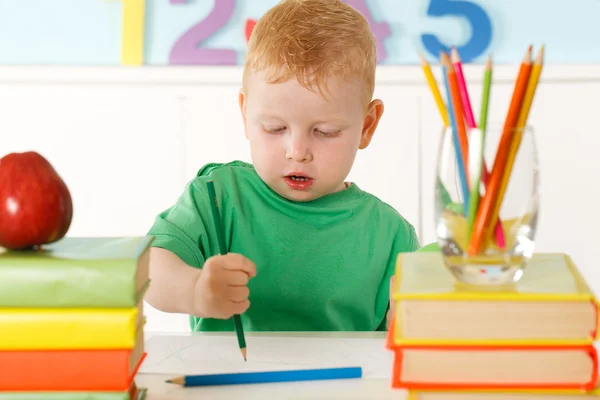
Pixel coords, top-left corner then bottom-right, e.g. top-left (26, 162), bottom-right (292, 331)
top-left (0, 349), bottom-right (146, 391)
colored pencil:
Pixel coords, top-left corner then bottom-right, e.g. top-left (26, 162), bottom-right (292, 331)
top-left (472, 56), bottom-right (505, 247)
top-left (466, 126), bottom-right (483, 241)
top-left (166, 367), bottom-right (363, 387)
top-left (418, 52), bottom-right (453, 207)
top-left (483, 56), bottom-right (507, 248)
top-left (442, 53), bottom-right (470, 177)
top-left (488, 46), bottom-right (544, 233)
top-left (468, 46), bottom-right (533, 255)
top-left (206, 180), bottom-right (247, 361)
top-left (450, 49), bottom-right (490, 189)
top-left (485, 58), bottom-right (506, 249)
top-left (479, 56), bottom-right (493, 133)
top-left (419, 52), bottom-right (450, 127)
top-left (451, 47), bottom-right (477, 129)
top-left (450, 50), bottom-right (506, 246)
top-left (440, 52), bottom-right (469, 212)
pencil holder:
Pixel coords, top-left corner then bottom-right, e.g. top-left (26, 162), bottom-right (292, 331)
top-left (434, 123), bottom-right (539, 286)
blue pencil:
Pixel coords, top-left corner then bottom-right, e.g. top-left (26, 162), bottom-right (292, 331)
top-left (166, 366), bottom-right (362, 387)
top-left (441, 53), bottom-right (470, 214)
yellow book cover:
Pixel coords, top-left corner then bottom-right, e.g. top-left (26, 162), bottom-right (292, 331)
top-left (392, 253), bottom-right (599, 346)
top-left (0, 303), bottom-right (143, 350)
top-left (409, 385), bottom-right (600, 399)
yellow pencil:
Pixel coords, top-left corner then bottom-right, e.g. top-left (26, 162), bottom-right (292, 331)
top-left (419, 52), bottom-right (449, 127)
top-left (488, 46), bottom-right (544, 232)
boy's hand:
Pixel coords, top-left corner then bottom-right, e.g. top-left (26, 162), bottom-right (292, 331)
top-left (193, 253), bottom-right (256, 319)
top-left (386, 275), bottom-right (395, 329)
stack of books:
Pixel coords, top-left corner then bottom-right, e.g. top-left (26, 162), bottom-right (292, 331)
top-left (387, 252), bottom-right (600, 399)
top-left (0, 237), bottom-right (153, 400)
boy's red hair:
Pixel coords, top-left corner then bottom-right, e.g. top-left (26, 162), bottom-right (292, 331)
top-left (243, 0), bottom-right (377, 106)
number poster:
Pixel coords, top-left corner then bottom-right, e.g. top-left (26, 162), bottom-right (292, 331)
top-left (0, 0), bottom-right (598, 66)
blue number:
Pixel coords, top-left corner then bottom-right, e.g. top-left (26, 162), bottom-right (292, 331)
top-left (421, 0), bottom-right (492, 62)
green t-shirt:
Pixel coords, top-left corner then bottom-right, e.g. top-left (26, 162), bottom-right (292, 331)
top-left (147, 161), bottom-right (419, 332)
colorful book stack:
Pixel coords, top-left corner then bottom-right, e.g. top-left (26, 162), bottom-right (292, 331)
top-left (0, 237), bottom-right (153, 400)
top-left (387, 252), bottom-right (600, 399)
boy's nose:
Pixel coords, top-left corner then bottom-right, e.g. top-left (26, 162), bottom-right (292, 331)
top-left (285, 136), bottom-right (313, 163)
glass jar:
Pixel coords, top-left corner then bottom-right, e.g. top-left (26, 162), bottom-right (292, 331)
top-left (435, 123), bottom-right (539, 286)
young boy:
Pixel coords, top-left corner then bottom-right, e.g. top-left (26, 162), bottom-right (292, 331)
top-left (144, 0), bottom-right (419, 332)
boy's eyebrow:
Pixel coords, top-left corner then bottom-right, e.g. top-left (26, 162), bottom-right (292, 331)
top-left (254, 110), bottom-right (355, 125)
top-left (254, 113), bottom-right (285, 121)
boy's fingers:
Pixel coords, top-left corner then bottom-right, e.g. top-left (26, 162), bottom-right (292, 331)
top-left (227, 270), bottom-right (250, 286)
top-left (221, 253), bottom-right (257, 278)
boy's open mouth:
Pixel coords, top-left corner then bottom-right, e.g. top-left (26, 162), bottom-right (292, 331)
top-left (288, 175), bottom-right (310, 182)
top-left (284, 173), bottom-right (314, 190)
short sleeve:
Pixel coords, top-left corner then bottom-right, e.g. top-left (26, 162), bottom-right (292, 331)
top-left (406, 223), bottom-right (421, 252)
top-left (147, 179), bottom-right (210, 268)
top-left (376, 219), bottom-right (420, 331)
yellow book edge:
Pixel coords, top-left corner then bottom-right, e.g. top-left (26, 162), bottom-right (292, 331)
top-left (0, 306), bottom-right (145, 350)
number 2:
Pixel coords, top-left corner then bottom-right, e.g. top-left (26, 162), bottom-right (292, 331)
top-left (421, 0), bottom-right (492, 62)
top-left (169, 0), bottom-right (237, 65)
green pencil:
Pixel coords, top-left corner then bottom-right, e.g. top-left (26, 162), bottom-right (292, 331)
top-left (479, 55), bottom-right (492, 134)
top-left (206, 180), bottom-right (247, 361)
top-left (467, 56), bottom-right (492, 240)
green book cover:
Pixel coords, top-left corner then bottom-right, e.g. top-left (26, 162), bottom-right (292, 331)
top-left (0, 392), bottom-right (136, 400)
top-left (0, 388), bottom-right (147, 400)
top-left (0, 236), bottom-right (153, 308)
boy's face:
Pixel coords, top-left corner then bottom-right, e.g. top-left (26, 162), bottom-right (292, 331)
top-left (239, 70), bottom-right (383, 202)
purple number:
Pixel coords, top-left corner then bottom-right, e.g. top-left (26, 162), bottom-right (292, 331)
top-left (343, 0), bottom-right (390, 63)
top-left (169, 0), bottom-right (237, 65)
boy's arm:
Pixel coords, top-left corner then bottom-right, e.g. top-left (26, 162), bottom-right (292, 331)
top-left (144, 247), bottom-right (201, 315)
top-left (144, 179), bottom-right (210, 315)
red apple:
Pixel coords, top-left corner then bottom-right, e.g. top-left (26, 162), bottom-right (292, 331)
top-left (0, 151), bottom-right (73, 250)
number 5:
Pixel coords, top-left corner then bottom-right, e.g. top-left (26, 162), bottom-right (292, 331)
top-left (421, 0), bottom-right (492, 62)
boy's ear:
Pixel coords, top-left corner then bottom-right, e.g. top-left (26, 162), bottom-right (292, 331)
top-left (239, 89), bottom-right (248, 139)
top-left (359, 99), bottom-right (384, 149)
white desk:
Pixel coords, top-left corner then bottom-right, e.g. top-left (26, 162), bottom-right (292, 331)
top-left (136, 331), bottom-right (408, 400)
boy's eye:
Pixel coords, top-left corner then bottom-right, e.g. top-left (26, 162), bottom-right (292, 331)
top-left (263, 126), bottom-right (286, 133)
top-left (316, 129), bottom-right (341, 137)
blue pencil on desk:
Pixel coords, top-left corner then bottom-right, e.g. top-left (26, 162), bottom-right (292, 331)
top-left (166, 366), bottom-right (362, 387)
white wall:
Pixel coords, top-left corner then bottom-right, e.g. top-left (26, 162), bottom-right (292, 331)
top-left (1, 65), bottom-right (598, 332)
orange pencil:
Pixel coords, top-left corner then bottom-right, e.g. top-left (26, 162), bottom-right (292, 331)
top-left (487, 46), bottom-right (544, 234)
top-left (468, 46), bottom-right (533, 255)
top-left (441, 53), bottom-right (469, 179)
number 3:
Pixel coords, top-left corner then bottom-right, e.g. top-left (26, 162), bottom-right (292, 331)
top-left (421, 0), bottom-right (492, 62)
